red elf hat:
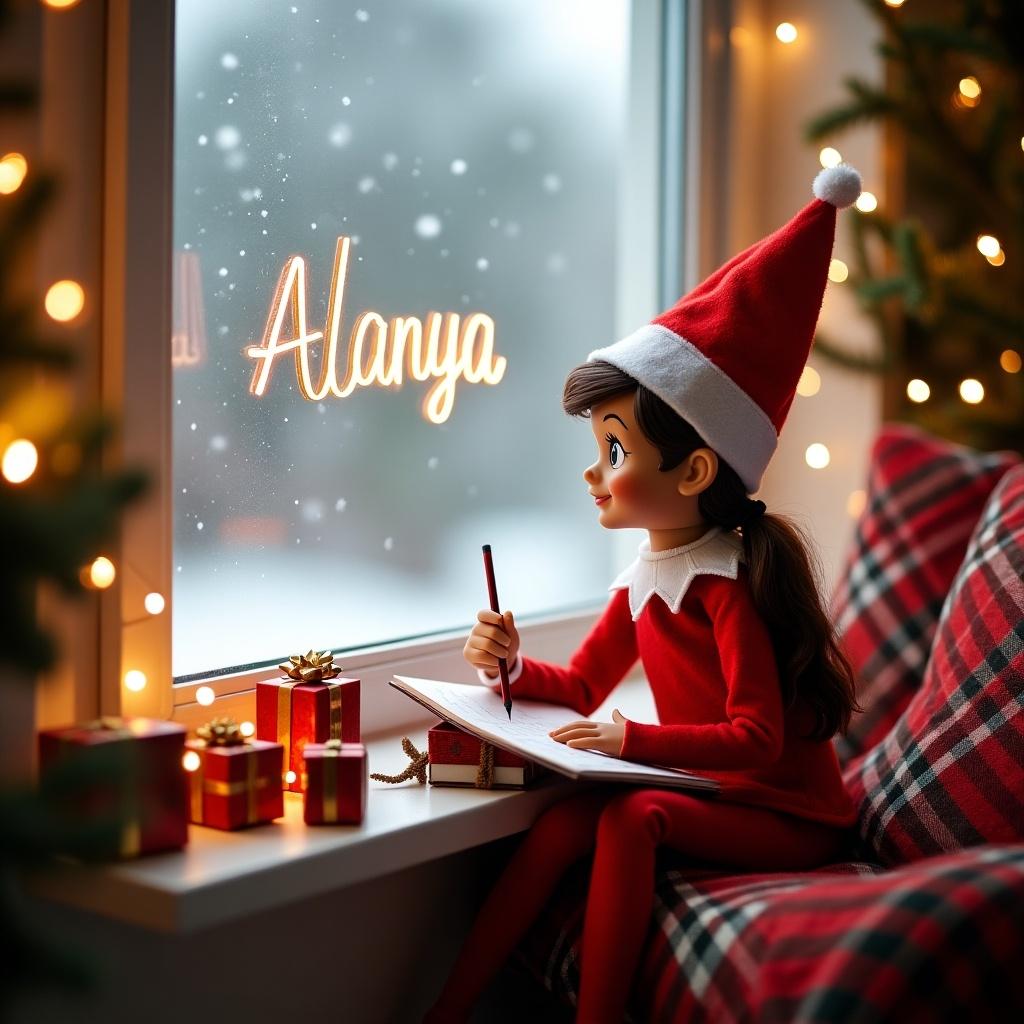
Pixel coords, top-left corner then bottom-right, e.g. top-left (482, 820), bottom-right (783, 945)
top-left (588, 164), bottom-right (862, 494)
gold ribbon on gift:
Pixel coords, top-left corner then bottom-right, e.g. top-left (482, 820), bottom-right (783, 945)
top-left (81, 716), bottom-right (141, 856)
top-left (319, 738), bottom-right (343, 823)
top-left (275, 650), bottom-right (345, 777)
top-left (196, 716), bottom-right (247, 746)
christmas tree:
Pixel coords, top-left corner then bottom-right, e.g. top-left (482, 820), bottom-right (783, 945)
top-left (808, 0), bottom-right (1024, 452)
top-left (0, 0), bottom-right (147, 1006)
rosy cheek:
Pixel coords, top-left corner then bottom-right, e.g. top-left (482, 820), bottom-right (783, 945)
top-left (608, 471), bottom-right (644, 503)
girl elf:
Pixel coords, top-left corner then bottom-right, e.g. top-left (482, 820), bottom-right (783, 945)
top-left (425, 165), bottom-right (864, 1024)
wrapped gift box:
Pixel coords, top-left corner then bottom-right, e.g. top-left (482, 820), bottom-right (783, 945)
top-left (256, 652), bottom-right (360, 793)
top-left (302, 740), bottom-right (367, 825)
top-left (428, 720), bottom-right (543, 789)
top-left (37, 717), bottom-right (188, 859)
top-left (185, 725), bottom-right (284, 830)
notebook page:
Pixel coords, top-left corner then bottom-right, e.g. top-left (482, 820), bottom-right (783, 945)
top-left (391, 675), bottom-right (715, 787)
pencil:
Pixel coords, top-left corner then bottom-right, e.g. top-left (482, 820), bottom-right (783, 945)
top-left (481, 544), bottom-right (513, 720)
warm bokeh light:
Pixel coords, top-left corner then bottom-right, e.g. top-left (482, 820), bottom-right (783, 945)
top-left (44, 279), bottom-right (85, 322)
top-left (796, 366), bottom-right (821, 397)
top-left (976, 234), bottom-right (1001, 258)
top-left (906, 378), bottom-right (931, 403)
top-left (144, 591), bottom-right (166, 614)
top-left (846, 489), bottom-right (868, 518)
top-left (819, 147), bottom-right (842, 169)
top-left (959, 378), bottom-right (984, 404)
top-left (124, 669), bottom-right (147, 692)
top-left (2, 438), bottom-right (38, 483)
top-left (883, 0), bottom-right (906, 7)
top-left (828, 258), bottom-right (849, 283)
top-left (855, 191), bottom-right (878, 213)
top-left (239, 720), bottom-right (256, 738)
top-left (775, 22), bottom-right (798, 44)
top-left (805, 443), bottom-right (831, 469)
top-left (729, 26), bottom-right (752, 48)
top-left (196, 685), bottom-right (216, 706)
top-left (0, 152), bottom-right (28, 195)
top-left (958, 76), bottom-right (981, 100)
top-left (1000, 349), bottom-right (1022, 374)
top-left (986, 249), bottom-right (1006, 267)
top-left (42, 0), bottom-right (83, 7)
top-left (285, 770), bottom-right (298, 785)
top-left (183, 750), bottom-right (202, 772)
top-left (89, 556), bottom-right (116, 589)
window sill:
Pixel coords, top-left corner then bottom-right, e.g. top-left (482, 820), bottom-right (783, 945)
top-left (32, 675), bottom-right (656, 934)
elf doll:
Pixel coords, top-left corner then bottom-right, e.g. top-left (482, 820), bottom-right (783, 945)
top-left (424, 165), bottom-right (864, 1024)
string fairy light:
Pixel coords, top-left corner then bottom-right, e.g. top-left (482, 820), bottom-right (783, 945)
top-left (796, 366), bottom-right (821, 397)
top-left (805, 443), bottom-right (831, 469)
top-left (124, 669), bottom-right (147, 692)
top-left (959, 378), bottom-right (984, 404)
top-left (1000, 349), bottom-right (1021, 374)
top-left (195, 685), bottom-right (216, 706)
top-left (2, 438), bottom-right (38, 483)
top-left (855, 191), bottom-right (878, 213)
top-left (44, 280), bottom-right (85, 322)
top-left (819, 147), bottom-right (842, 169)
top-left (89, 556), bottom-right (116, 589)
top-left (828, 258), bottom-right (849, 283)
top-left (775, 22), bottom-right (798, 44)
top-left (183, 750), bottom-right (201, 772)
top-left (906, 379), bottom-right (931, 403)
top-left (0, 152), bottom-right (28, 195)
top-left (144, 591), bottom-right (166, 614)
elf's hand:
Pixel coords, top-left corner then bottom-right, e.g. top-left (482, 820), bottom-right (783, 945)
top-left (464, 609), bottom-right (520, 678)
top-left (549, 709), bottom-right (627, 757)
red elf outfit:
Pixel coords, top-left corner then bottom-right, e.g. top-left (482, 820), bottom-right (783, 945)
top-left (424, 165), bottom-right (863, 1024)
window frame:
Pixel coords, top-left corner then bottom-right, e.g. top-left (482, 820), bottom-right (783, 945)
top-left (99, 0), bottom-right (690, 730)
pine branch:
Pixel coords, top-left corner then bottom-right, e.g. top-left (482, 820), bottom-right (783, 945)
top-left (811, 332), bottom-right (891, 375)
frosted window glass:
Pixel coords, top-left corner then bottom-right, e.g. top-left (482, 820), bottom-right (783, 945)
top-left (172, 0), bottom-right (630, 679)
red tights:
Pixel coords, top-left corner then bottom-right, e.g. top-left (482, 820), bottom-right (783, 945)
top-left (423, 787), bottom-right (845, 1024)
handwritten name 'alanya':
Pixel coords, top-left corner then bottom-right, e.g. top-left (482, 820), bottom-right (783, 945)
top-left (245, 236), bottom-right (506, 423)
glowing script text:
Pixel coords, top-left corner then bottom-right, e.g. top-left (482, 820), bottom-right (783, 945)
top-left (245, 237), bottom-right (506, 423)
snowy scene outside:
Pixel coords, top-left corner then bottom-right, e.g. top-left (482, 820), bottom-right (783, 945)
top-left (172, 0), bottom-right (629, 679)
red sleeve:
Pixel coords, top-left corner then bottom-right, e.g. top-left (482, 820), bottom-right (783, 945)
top-left (493, 588), bottom-right (638, 716)
top-left (619, 575), bottom-right (784, 770)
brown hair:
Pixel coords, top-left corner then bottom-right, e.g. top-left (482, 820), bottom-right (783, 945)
top-left (563, 360), bottom-right (858, 740)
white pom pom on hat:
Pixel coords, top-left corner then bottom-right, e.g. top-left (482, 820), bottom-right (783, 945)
top-left (812, 164), bottom-right (862, 209)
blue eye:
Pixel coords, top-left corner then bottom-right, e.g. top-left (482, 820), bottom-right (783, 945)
top-left (605, 432), bottom-right (628, 468)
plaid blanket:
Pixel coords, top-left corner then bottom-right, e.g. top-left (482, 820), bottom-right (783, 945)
top-left (517, 844), bottom-right (1024, 1022)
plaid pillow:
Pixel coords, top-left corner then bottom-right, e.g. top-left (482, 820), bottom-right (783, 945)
top-left (517, 845), bottom-right (1024, 1023)
top-left (831, 423), bottom-right (1019, 767)
top-left (845, 464), bottom-right (1024, 864)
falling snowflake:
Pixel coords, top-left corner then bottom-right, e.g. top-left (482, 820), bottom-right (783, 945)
top-left (415, 214), bottom-right (442, 239)
top-left (382, 152), bottom-right (399, 171)
top-left (504, 221), bottom-right (521, 238)
top-left (225, 150), bottom-right (247, 171)
top-left (342, 96), bottom-right (351, 107)
top-left (542, 173), bottom-right (562, 193)
top-left (218, 267), bottom-right (228, 277)
top-left (215, 125), bottom-right (241, 149)
top-left (358, 177), bottom-right (376, 194)
top-left (355, 8), bottom-right (369, 21)
top-left (328, 122), bottom-right (352, 148)
top-left (427, 456), bottom-right (439, 470)
top-left (476, 258), bottom-right (489, 271)
top-left (260, 209), bottom-right (269, 218)
top-left (301, 499), bottom-right (325, 522)
top-left (221, 53), bottom-right (239, 70)
top-left (507, 127), bottom-right (535, 154)
top-left (383, 537), bottom-right (394, 551)
top-left (190, 422), bottom-right (197, 431)
top-left (209, 435), bottom-right (228, 451)
top-left (198, 134), bottom-right (208, 146)
top-left (197, 522), bottom-right (204, 531)
top-left (450, 159), bottom-right (468, 176)
top-left (335, 498), bottom-right (347, 512)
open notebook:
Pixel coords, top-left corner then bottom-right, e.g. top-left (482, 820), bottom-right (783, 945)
top-left (390, 676), bottom-right (718, 792)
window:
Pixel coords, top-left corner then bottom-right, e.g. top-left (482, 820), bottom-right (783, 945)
top-left (171, 0), bottom-right (637, 681)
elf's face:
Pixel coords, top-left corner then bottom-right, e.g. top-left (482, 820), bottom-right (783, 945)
top-left (583, 391), bottom-right (717, 547)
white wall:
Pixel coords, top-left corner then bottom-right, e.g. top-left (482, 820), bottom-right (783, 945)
top-left (721, 0), bottom-right (884, 595)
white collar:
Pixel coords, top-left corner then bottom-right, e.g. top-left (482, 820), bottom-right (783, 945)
top-left (609, 527), bottom-right (745, 621)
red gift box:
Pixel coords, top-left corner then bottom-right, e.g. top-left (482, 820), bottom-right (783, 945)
top-left (302, 740), bottom-right (367, 825)
top-left (427, 721), bottom-right (544, 789)
top-left (185, 736), bottom-right (284, 830)
top-left (37, 717), bottom-right (188, 859)
top-left (256, 672), bottom-right (360, 793)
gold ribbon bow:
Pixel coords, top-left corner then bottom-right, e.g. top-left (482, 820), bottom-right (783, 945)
top-left (278, 649), bottom-right (342, 682)
top-left (370, 737), bottom-right (428, 785)
top-left (196, 716), bottom-right (248, 747)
